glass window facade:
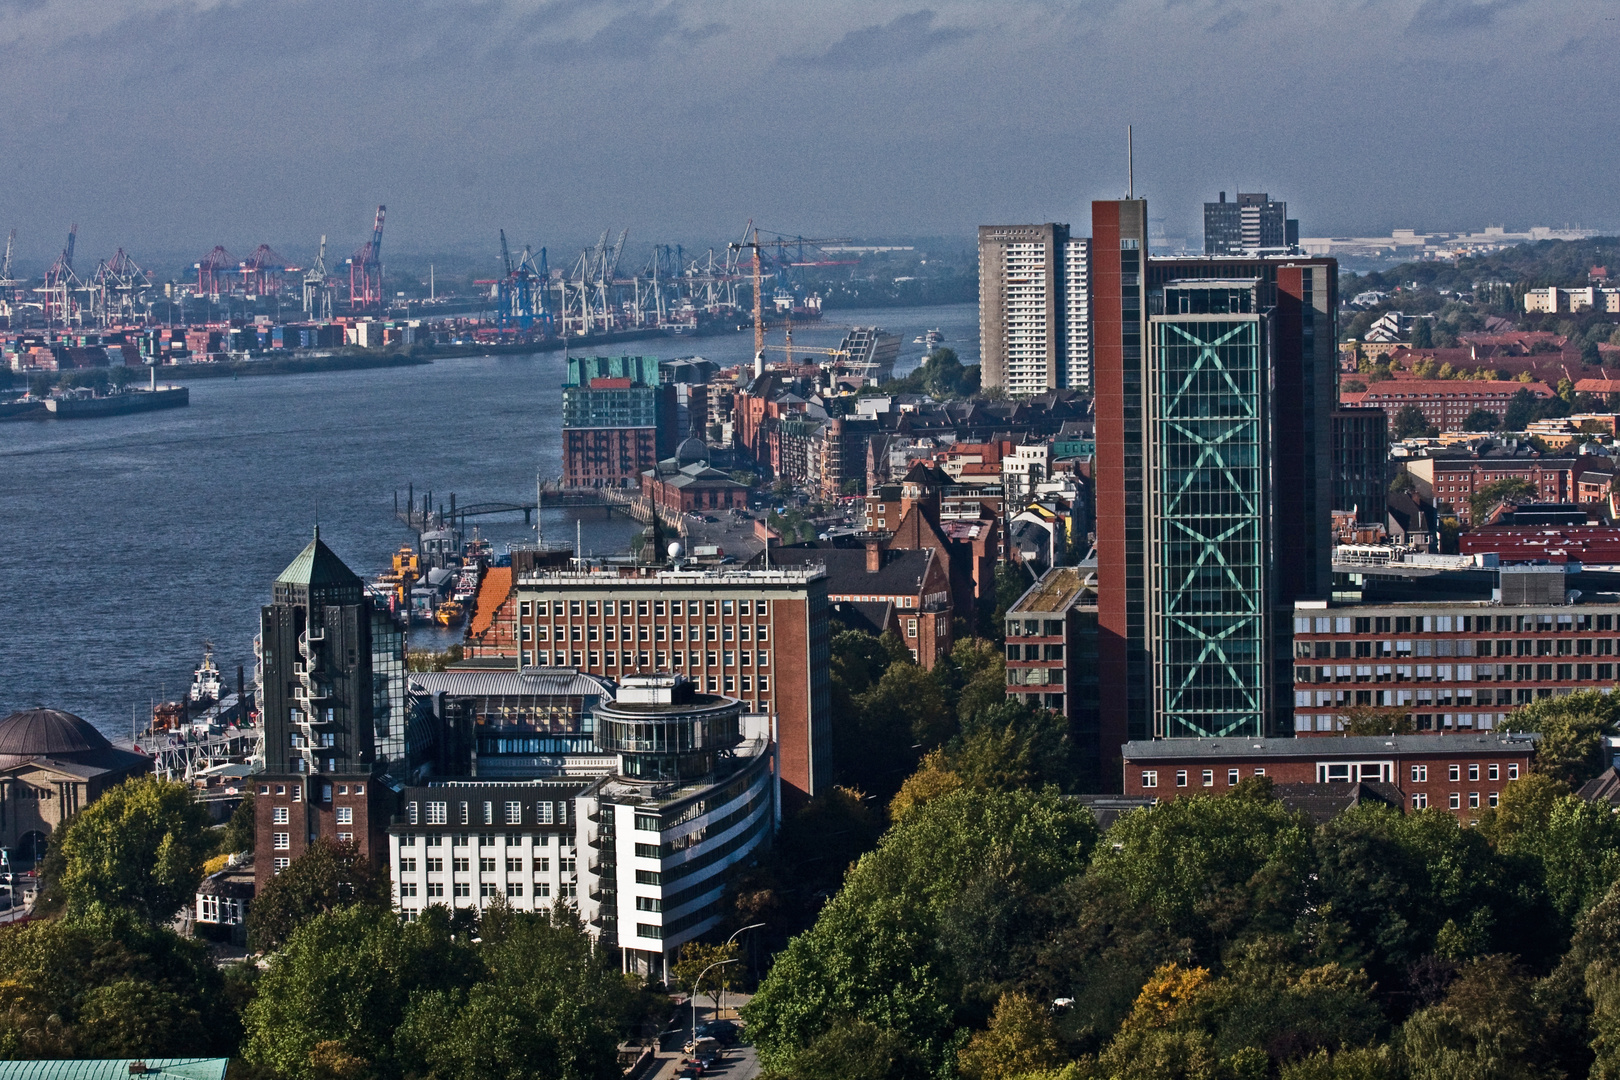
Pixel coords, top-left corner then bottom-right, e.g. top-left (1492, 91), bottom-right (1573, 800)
top-left (1149, 285), bottom-right (1270, 738)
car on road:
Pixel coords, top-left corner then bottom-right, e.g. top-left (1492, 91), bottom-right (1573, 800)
top-left (697, 1020), bottom-right (741, 1046)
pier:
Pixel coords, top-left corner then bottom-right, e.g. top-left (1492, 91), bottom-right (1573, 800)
top-left (394, 482), bottom-right (686, 536)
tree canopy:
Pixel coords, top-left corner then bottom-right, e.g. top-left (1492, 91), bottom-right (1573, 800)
top-left (53, 775), bottom-right (214, 925)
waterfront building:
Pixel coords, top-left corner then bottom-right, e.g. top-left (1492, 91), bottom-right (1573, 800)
top-left (1092, 196), bottom-right (1338, 756)
top-left (386, 675), bottom-right (774, 980)
top-left (254, 529), bottom-right (391, 893)
top-left (562, 356), bottom-right (677, 488)
top-left (641, 440), bottom-right (750, 516)
top-left (978, 224), bottom-right (1091, 395)
top-left (837, 326), bottom-right (901, 384)
top-left (402, 667), bottom-right (616, 778)
top-left (0, 708), bottom-right (147, 864)
top-left (1121, 733), bottom-right (1535, 822)
top-left (508, 567), bottom-right (830, 802)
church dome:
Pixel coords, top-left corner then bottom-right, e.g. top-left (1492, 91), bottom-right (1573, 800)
top-left (0, 708), bottom-right (113, 768)
top-left (676, 436), bottom-right (708, 467)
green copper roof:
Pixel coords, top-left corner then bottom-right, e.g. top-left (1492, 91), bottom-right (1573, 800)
top-left (275, 526), bottom-right (364, 589)
top-left (0, 1061), bottom-right (230, 1080)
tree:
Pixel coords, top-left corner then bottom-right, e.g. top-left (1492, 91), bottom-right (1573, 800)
top-left (672, 940), bottom-right (741, 1015)
top-left (1389, 471), bottom-right (1417, 497)
top-left (1400, 955), bottom-right (1549, 1080)
top-left (948, 699), bottom-right (1076, 794)
top-left (1461, 409), bottom-right (1499, 432)
top-left (218, 790), bottom-right (255, 855)
top-left (1337, 704), bottom-right (1415, 736)
top-left (1469, 477), bottom-right (1535, 525)
top-left (0, 910), bottom-right (233, 1060)
top-left (1503, 387), bottom-right (1543, 431)
top-left (53, 775), bottom-right (213, 925)
top-left (248, 837), bottom-right (393, 951)
top-left (1391, 405), bottom-right (1434, 439)
top-left (745, 787), bottom-right (1097, 1074)
top-left (394, 905), bottom-right (632, 1080)
top-left (956, 993), bottom-right (1066, 1080)
top-left (28, 373), bottom-right (51, 398)
top-left (243, 904), bottom-right (480, 1079)
top-left (1509, 689), bottom-right (1620, 788)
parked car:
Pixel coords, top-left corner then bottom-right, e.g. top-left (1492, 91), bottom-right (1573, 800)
top-left (697, 1020), bottom-right (741, 1046)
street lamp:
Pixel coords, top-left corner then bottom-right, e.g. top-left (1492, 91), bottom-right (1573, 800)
top-left (691, 958), bottom-right (738, 1050)
top-left (720, 923), bottom-right (766, 1019)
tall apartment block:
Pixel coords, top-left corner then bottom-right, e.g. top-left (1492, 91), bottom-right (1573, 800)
top-left (508, 566), bottom-right (831, 803)
top-left (978, 224), bottom-right (1090, 395)
top-left (1094, 198), bottom-right (1337, 766)
top-left (1332, 409), bottom-right (1389, 527)
top-left (1203, 192), bottom-right (1299, 255)
top-left (254, 529), bottom-right (391, 893)
top-left (562, 356), bottom-right (676, 488)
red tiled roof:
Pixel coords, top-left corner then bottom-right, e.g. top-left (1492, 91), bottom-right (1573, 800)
top-left (468, 567), bottom-right (513, 638)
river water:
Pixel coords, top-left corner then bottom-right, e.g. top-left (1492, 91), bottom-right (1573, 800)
top-left (0, 303), bottom-right (978, 740)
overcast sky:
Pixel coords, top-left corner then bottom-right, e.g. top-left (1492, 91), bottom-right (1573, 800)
top-left (1, 0), bottom-right (1615, 268)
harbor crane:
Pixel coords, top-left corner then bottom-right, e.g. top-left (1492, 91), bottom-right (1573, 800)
top-left (303, 235), bottom-right (333, 319)
top-left (39, 225), bottom-right (81, 327)
top-left (729, 221), bottom-right (767, 364)
top-left (0, 229), bottom-right (21, 304)
top-left (241, 245), bottom-right (292, 298)
top-left (348, 205), bottom-right (386, 313)
top-left (195, 246), bottom-right (234, 298)
top-left (92, 249), bottom-right (153, 326)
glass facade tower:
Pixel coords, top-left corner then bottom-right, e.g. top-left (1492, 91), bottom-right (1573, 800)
top-left (1147, 281), bottom-right (1271, 737)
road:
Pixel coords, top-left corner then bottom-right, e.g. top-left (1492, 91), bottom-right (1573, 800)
top-left (646, 997), bottom-right (760, 1080)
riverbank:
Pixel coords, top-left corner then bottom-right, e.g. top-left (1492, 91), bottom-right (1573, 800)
top-left (161, 352), bottom-right (430, 380)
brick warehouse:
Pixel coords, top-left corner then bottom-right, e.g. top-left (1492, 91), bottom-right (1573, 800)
top-left (1121, 733), bottom-right (1537, 820)
top-left (1292, 564), bottom-right (1620, 736)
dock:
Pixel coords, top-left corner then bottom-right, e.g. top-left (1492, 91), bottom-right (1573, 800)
top-left (395, 482), bottom-right (686, 536)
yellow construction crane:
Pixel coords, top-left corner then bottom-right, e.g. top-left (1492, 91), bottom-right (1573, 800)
top-left (728, 222), bottom-right (766, 361)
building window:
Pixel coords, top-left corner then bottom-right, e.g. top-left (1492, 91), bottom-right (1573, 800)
top-left (505, 802), bottom-right (522, 825)
top-left (637, 923), bottom-right (663, 939)
top-left (1227, 769), bottom-right (1239, 785)
top-left (273, 833), bottom-right (290, 851)
top-left (1201, 770), bottom-right (1214, 787)
top-left (1488, 764), bottom-right (1499, 781)
top-left (535, 882), bottom-right (550, 897)
top-left (1489, 792), bottom-right (1500, 807)
top-left (337, 832), bottom-right (353, 843)
top-left (1449, 793), bottom-right (1461, 810)
top-left (1469, 792), bottom-right (1480, 809)
top-left (1509, 764), bottom-right (1520, 779)
top-left (1411, 765), bottom-right (1428, 782)
top-left (1468, 764), bottom-right (1479, 781)
top-left (1175, 771), bottom-right (1187, 787)
top-left (1448, 765), bottom-right (1460, 782)
top-left (1411, 793), bottom-right (1428, 809)
top-left (274, 857), bottom-right (290, 872)
top-left (426, 801), bottom-right (448, 825)
top-left (336, 807), bottom-right (353, 825)
top-left (1141, 771), bottom-right (1158, 789)
top-left (481, 883), bottom-right (497, 898)
top-left (454, 882), bottom-right (470, 898)
top-left (273, 806), bottom-right (290, 825)
top-left (506, 883), bottom-right (524, 898)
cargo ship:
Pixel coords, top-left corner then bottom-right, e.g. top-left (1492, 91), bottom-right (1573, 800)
top-left (45, 385), bottom-right (188, 419)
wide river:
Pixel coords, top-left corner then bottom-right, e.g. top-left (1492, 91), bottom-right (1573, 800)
top-left (0, 302), bottom-right (978, 741)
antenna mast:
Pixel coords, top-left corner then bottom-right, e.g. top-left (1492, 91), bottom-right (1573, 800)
top-left (1128, 125), bottom-right (1134, 199)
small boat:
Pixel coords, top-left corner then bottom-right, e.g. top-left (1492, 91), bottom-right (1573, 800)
top-left (434, 601), bottom-right (465, 626)
top-left (189, 644), bottom-right (224, 706)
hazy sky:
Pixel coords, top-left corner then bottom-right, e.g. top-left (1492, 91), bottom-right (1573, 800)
top-left (1, 0), bottom-right (1616, 268)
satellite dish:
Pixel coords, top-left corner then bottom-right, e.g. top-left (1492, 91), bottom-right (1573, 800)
top-left (667, 542), bottom-right (684, 559)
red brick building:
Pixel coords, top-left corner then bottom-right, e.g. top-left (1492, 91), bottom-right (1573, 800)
top-left (641, 460), bottom-right (749, 515)
top-left (1405, 451), bottom-right (1604, 523)
top-left (1339, 379), bottom-right (1554, 433)
top-left (1121, 733), bottom-right (1536, 820)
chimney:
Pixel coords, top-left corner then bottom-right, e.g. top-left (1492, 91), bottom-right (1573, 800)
top-left (865, 536), bottom-right (883, 573)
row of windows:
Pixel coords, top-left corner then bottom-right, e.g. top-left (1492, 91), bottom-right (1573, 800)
top-left (521, 599), bottom-right (767, 618)
top-left (1297, 614), bottom-right (1615, 634)
top-left (408, 800), bottom-right (566, 826)
top-left (398, 833), bottom-right (573, 849)
top-left (1140, 762), bottom-right (1521, 788)
top-left (525, 624), bottom-right (769, 643)
top-left (399, 881), bottom-right (577, 900)
top-left (1413, 792), bottom-right (1500, 810)
top-left (523, 649), bottom-right (770, 672)
top-left (1296, 663), bottom-right (1614, 686)
top-left (273, 830), bottom-right (355, 849)
top-left (1302, 639), bottom-right (1615, 660)
top-left (257, 782), bottom-right (364, 799)
top-left (399, 856), bottom-right (575, 873)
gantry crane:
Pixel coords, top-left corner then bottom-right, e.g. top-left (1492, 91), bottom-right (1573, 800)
top-left (0, 230), bottom-right (20, 305)
top-left (729, 221), bottom-right (766, 363)
top-left (303, 236), bottom-right (332, 319)
top-left (348, 205), bottom-right (386, 312)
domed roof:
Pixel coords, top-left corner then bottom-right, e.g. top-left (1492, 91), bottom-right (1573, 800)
top-left (675, 436), bottom-right (708, 467)
top-left (0, 708), bottom-right (113, 767)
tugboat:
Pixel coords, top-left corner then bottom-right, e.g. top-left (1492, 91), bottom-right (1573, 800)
top-left (434, 600), bottom-right (465, 626)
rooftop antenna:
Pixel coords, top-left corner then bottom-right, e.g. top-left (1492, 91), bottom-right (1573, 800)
top-left (1127, 125), bottom-right (1134, 200)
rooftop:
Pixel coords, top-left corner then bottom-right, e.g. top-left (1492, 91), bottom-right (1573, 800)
top-left (515, 567), bottom-right (824, 587)
top-left (1010, 565), bottom-right (1096, 614)
top-left (275, 527), bottom-right (364, 591)
top-left (1122, 734), bottom-right (1538, 760)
